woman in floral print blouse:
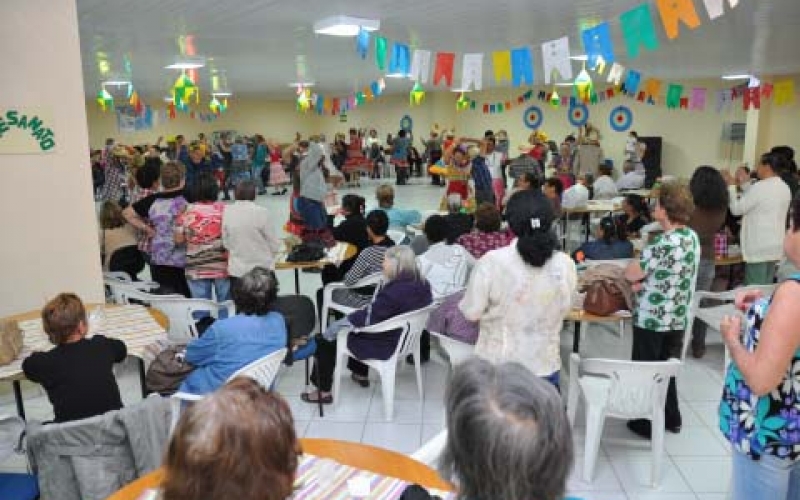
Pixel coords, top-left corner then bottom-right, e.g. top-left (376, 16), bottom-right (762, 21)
top-left (719, 195), bottom-right (800, 500)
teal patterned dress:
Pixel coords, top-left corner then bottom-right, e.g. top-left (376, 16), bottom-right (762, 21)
top-left (719, 278), bottom-right (800, 461)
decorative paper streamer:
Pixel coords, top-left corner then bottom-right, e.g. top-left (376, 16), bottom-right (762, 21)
top-left (619, 3), bottom-right (660, 59)
top-left (743, 87), bottom-right (760, 110)
top-left (609, 105), bottom-right (633, 132)
top-left (666, 84), bottom-right (684, 108)
top-left (607, 63), bottom-right (626, 85)
top-left (410, 50), bottom-right (432, 84)
top-left (656, 0), bottom-right (702, 40)
top-left (624, 70), bottom-right (642, 95)
top-left (461, 53), bottom-right (484, 91)
top-left (356, 29), bottom-right (370, 59)
top-left (541, 36), bottom-right (572, 84)
top-left (702, 0), bottom-right (740, 20)
top-left (389, 43), bottom-right (411, 76)
top-left (774, 79), bottom-right (796, 105)
top-left (511, 47), bottom-right (534, 87)
top-left (492, 51), bottom-right (512, 83)
top-left (643, 78), bottom-right (662, 98)
top-left (433, 52), bottom-right (456, 86)
top-left (375, 36), bottom-right (387, 71)
top-left (690, 87), bottom-right (707, 110)
top-left (568, 104), bottom-right (589, 127)
top-left (522, 105), bottom-right (543, 129)
top-left (582, 23), bottom-right (615, 69)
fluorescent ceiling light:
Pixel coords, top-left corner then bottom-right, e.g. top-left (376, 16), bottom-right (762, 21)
top-left (555, 82), bottom-right (574, 87)
top-left (313, 15), bottom-right (380, 36)
top-left (570, 54), bottom-right (589, 61)
top-left (102, 80), bottom-right (131, 86)
top-left (212, 91), bottom-right (233, 97)
top-left (288, 82), bottom-right (315, 88)
top-left (721, 74), bottom-right (752, 80)
top-left (450, 88), bottom-right (472, 93)
top-left (165, 56), bottom-right (206, 70)
top-left (385, 72), bottom-right (409, 78)
top-left (163, 96), bottom-right (174, 103)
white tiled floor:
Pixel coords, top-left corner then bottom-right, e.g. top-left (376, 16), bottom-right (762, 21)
top-left (0, 178), bottom-right (733, 499)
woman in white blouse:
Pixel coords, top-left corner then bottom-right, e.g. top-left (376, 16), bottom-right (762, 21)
top-left (726, 152), bottom-right (792, 285)
top-left (460, 189), bottom-right (577, 388)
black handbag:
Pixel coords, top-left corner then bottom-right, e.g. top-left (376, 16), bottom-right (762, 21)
top-left (286, 242), bottom-right (325, 263)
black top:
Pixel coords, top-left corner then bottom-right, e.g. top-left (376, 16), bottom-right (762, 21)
top-left (132, 189), bottom-right (185, 218)
top-left (332, 214), bottom-right (370, 252)
top-left (444, 213), bottom-right (474, 244)
top-left (22, 335), bottom-right (127, 423)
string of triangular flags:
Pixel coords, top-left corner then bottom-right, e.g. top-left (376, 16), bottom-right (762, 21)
top-left (353, 0), bottom-right (749, 105)
top-left (296, 78), bottom-right (388, 115)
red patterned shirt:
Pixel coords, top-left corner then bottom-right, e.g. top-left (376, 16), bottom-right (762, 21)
top-left (456, 228), bottom-right (515, 259)
top-left (176, 202), bottom-right (228, 280)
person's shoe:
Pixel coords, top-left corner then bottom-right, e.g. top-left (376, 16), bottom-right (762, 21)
top-left (627, 419), bottom-right (682, 439)
top-left (350, 373), bottom-right (370, 388)
top-left (280, 188), bottom-right (288, 195)
top-left (258, 189), bottom-right (267, 195)
top-left (301, 391), bottom-right (333, 404)
top-left (691, 344), bottom-right (706, 359)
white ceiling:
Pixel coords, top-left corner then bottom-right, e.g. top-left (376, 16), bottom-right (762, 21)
top-left (77, 0), bottom-right (800, 100)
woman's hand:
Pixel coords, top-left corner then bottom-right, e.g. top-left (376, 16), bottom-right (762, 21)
top-left (735, 289), bottom-right (763, 312)
top-left (721, 314), bottom-right (742, 347)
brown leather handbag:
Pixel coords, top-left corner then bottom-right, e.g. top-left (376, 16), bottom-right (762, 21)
top-left (582, 280), bottom-right (627, 316)
top-left (0, 320), bottom-right (23, 366)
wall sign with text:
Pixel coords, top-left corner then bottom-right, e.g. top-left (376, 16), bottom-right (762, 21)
top-left (0, 108), bottom-right (56, 153)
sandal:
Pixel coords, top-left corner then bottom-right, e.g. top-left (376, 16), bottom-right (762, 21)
top-left (351, 373), bottom-right (370, 388)
top-left (301, 391), bottom-right (333, 404)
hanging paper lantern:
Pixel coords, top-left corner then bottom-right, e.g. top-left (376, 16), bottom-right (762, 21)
top-left (296, 89), bottom-right (311, 113)
top-left (456, 92), bottom-right (471, 111)
top-left (96, 89), bottom-right (114, 111)
top-left (209, 97), bottom-right (221, 114)
top-left (549, 90), bottom-right (561, 108)
top-left (409, 82), bottom-right (425, 106)
top-left (220, 99), bottom-right (228, 113)
top-left (172, 73), bottom-right (199, 107)
top-left (574, 67), bottom-right (594, 103)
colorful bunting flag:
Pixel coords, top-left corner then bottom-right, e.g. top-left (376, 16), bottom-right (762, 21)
top-left (356, 28), bottom-right (370, 59)
top-left (644, 78), bottom-right (662, 99)
top-left (511, 47), bottom-right (534, 87)
top-left (774, 79), bottom-right (796, 105)
top-left (410, 50), bottom-right (432, 84)
top-left (389, 43), bottom-right (411, 76)
top-left (666, 84), bottom-right (684, 108)
top-left (743, 87), bottom-right (760, 110)
top-left (541, 37), bottom-right (572, 84)
top-left (461, 53), bottom-right (484, 91)
top-left (607, 63), bottom-right (626, 85)
top-left (492, 51), bottom-right (512, 84)
top-left (619, 3), bottom-right (660, 59)
top-left (702, 0), bottom-right (740, 20)
top-left (624, 70), bottom-right (642, 95)
top-left (433, 52), bottom-right (456, 86)
top-left (375, 36), bottom-right (387, 71)
top-left (582, 23), bottom-right (615, 69)
top-left (656, 0), bottom-right (702, 40)
top-left (690, 87), bottom-right (707, 110)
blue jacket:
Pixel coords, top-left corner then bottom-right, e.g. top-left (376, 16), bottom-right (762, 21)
top-left (378, 207), bottom-right (421, 229)
top-left (180, 312), bottom-right (287, 395)
top-left (577, 239), bottom-right (634, 260)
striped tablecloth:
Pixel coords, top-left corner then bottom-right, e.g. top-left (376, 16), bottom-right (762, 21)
top-left (0, 305), bottom-right (167, 381)
top-left (292, 454), bottom-right (455, 500)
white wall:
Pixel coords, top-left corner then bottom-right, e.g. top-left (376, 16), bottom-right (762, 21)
top-left (0, 0), bottom-right (104, 316)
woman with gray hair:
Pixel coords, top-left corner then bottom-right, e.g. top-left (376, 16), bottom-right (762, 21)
top-left (178, 267), bottom-right (287, 395)
top-left (438, 357), bottom-right (572, 500)
top-left (303, 246), bottom-right (433, 404)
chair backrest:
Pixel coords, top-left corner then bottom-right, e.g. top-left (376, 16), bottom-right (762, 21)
top-left (354, 304), bottom-right (437, 360)
top-left (387, 229), bottom-right (407, 245)
top-left (351, 271), bottom-right (384, 289)
top-left (410, 429), bottom-right (447, 466)
top-left (107, 282), bottom-right (174, 306)
top-left (149, 298), bottom-right (235, 342)
top-left (228, 348), bottom-right (288, 389)
top-left (103, 271), bottom-right (132, 282)
top-left (570, 353), bottom-right (681, 419)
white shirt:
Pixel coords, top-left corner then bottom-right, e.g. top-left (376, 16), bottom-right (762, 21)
top-left (616, 171), bottom-right (645, 190)
top-left (729, 177), bottom-right (791, 262)
top-left (417, 242), bottom-right (475, 300)
top-left (222, 201), bottom-right (282, 277)
top-left (484, 151), bottom-right (505, 180)
top-left (561, 183), bottom-right (589, 209)
top-left (592, 175), bottom-right (618, 200)
top-left (460, 244), bottom-right (577, 376)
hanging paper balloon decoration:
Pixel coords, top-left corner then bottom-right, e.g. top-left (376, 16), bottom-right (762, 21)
top-left (574, 67), bottom-right (594, 102)
top-left (96, 89), bottom-right (114, 111)
top-left (209, 97), bottom-right (221, 114)
top-left (456, 92), bottom-right (471, 111)
top-left (549, 89), bottom-right (561, 108)
top-left (410, 82), bottom-right (425, 106)
top-left (172, 73), bottom-right (199, 107)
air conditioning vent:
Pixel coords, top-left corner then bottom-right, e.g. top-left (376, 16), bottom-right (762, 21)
top-left (722, 122), bottom-right (746, 142)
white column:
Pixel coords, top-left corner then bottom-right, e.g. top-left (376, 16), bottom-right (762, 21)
top-left (0, 0), bottom-right (103, 315)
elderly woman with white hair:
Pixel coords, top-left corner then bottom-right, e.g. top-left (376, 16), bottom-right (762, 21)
top-left (412, 357), bottom-right (573, 500)
top-left (303, 246), bottom-right (433, 404)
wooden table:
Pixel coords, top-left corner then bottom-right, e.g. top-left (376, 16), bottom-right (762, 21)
top-left (565, 308), bottom-right (631, 354)
top-left (276, 242), bottom-right (357, 294)
top-left (106, 438), bottom-right (453, 500)
top-left (0, 303), bottom-right (168, 419)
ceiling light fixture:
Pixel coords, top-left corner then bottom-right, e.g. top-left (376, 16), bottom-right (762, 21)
top-left (313, 15), bottom-right (380, 37)
top-left (569, 54), bottom-right (589, 61)
top-left (165, 56), bottom-right (206, 70)
top-left (555, 82), bottom-right (574, 87)
top-left (288, 82), bottom-right (315, 88)
top-left (385, 72), bottom-right (409, 79)
top-left (721, 74), bottom-right (752, 80)
top-left (102, 80), bottom-right (131, 86)
top-left (212, 90), bottom-right (233, 97)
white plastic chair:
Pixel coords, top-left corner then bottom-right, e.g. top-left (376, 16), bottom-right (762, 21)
top-left (320, 272), bottom-right (383, 333)
top-left (566, 353), bottom-right (681, 487)
top-left (103, 276), bottom-right (160, 304)
top-left (387, 229), bottom-right (408, 245)
top-left (581, 259), bottom-right (634, 339)
top-left (332, 304), bottom-right (436, 420)
top-left (149, 297), bottom-right (236, 343)
top-left (684, 284), bottom-right (776, 364)
top-left (428, 331), bottom-right (474, 370)
top-left (410, 429), bottom-right (447, 466)
top-left (169, 347), bottom-right (288, 434)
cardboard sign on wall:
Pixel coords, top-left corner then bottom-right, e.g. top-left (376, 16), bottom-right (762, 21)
top-left (0, 108), bottom-right (56, 153)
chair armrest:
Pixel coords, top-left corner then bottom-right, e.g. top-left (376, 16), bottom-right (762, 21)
top-left (218, 300), bottom-right (236, 317)
top-left (171, 392), bottom-right (205, 403)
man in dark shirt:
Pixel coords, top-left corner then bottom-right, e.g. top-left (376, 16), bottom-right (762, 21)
top-left (183, 145), bottom-right (214, 198)
top-left (22, 294), bottom-right (127, 423)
